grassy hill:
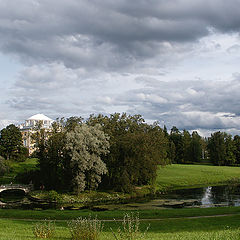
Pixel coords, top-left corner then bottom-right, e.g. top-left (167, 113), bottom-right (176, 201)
top-left (156, 164), bottom-right (240, 192)
top-left (0, 158), bottom-right (38, 184)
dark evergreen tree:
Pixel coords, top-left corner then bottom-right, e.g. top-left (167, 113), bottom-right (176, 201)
top-left (169, 126), bottom-right (184, 163)
top-left (182, 130), bottom-right (192, 163)
top-left (233, 135), bottom-right (240, 164)
top-left (0, 124), bottom-right (28, 160)
top-left (208, 131), bottom-right (236, 166)
top-left (190, 131), bottom-right (202, 163)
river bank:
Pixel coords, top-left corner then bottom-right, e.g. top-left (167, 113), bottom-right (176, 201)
top-left (22, 164), bottom-right (240, 210)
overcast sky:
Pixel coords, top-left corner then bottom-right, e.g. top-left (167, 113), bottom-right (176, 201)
top-left (1, 0), bottom-right (240, 136)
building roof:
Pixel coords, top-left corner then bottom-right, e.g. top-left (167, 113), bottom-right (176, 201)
top-left (27, 114), bottom-right (53, 121)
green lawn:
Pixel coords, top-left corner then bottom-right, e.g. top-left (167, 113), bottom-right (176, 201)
top-left (156, 164), bottom-right (240, 191)
top-left (0, 158), bottom-right (38, 184)
top-left (1, 163), bottom-right (240, 239)
top-left (1, 212), bottom-right (240, 239)
top-left (0, 207), bottom-right (240, 220)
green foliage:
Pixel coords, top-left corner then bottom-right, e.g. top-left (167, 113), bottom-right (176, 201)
top-left (46, 190), bottom-right (61, 202)
top-left (33, 220), bottom-right (55, 238)
top-left (15, 169), bottom-right (40, 186)
top-left (208, 131), bottom-right (236, 166)
top-left (0, 156), bottom-right (9, 176)
top-left (169, 127), bottom-right (184, 163)
top-left (66, 123), bottom-right (109, 193)
top-left (0, 158), bottom-right (38, 184)
top-left (87, 113), bottom-right (169, 192)
top-left (68, 216), bottom-right (103, 240)
top-left (190, 131), bottom-right (202, 163)
top-left (233, 135), bottom-right (240, 164)
top-left (169, 128), bottom-right (203, 164)
top-left (0, 124), bottom-right (28, 161)
top-left (111, 213), bottom-right (149, 240)
top-left (37, 131), bottom-right (67, 190)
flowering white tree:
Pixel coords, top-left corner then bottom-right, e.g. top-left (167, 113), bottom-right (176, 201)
top-left (66, 123), bottom-right (109, 193)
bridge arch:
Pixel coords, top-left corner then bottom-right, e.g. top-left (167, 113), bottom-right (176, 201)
top-left (0, 184), bottom-right (33, 195)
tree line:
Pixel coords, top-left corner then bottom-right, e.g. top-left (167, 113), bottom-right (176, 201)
top-left (1, 113), bottom-right (240, 193)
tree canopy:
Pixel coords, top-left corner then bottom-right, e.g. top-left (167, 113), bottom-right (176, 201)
top-left (0, 124), bottom-right (28, 161)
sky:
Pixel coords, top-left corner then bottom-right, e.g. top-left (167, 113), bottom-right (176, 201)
top-left (1, 0), bottom-right (240, 136)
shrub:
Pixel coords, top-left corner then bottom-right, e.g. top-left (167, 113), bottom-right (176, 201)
top-left (15, 169), bottom-right (41, 186)
top-left (33, 220), bottom-right (55, 238)
top-left (47, 190), bottom-right (61, 202)
top-left (0, 156), bottom-right (9, 176)
top-left (111, 213), bottom-right (149, 240)
top-left (68, 216), bottom-right (103, 240)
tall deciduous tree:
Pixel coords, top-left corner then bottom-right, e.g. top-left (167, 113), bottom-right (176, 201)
top-left (66, 124), bottom-right (109, 193)
top-left (87, 113), bottom-right (169, 192)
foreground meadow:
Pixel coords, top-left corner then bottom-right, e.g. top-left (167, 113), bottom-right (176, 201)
top-left (1, 211), bottom-right (240, 239)
top-left (2, 163), bottom-right (240, 239)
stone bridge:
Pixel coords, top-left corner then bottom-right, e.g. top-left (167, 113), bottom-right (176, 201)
top-left (0, 184), bottom-right (33, 194)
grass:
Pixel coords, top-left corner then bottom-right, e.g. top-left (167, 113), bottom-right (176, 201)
top-left (156, 164), bottom-right (240, 191)
top-left (0, 206), bottom-right (240, 221)
top-left (0, 211), bottom-right (240, 239)
top-left (29, 164), bottom-right (240, 208)
top-left (2, 162), bottom-right (240, 239)
top-left (0, 158), bottom-right (38, 184)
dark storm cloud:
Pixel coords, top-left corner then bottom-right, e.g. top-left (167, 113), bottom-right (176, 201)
top-left (0, 0), bottom-right (240, 70)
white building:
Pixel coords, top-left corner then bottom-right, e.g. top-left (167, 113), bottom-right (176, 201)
top-left (19, 114), bottom-right (54, 154)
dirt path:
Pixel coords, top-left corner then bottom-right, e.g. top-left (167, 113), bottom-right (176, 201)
top-left (1, 213), bottom-right (240, 222)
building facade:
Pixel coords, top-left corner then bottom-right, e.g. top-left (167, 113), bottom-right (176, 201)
top-left (19, 114), bottom-right (54, 154)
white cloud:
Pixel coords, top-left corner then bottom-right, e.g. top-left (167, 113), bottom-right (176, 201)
top-left (1, 1), bottom-right (240, 136)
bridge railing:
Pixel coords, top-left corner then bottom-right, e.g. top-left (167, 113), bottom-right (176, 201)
top-left (0, 184), bottom-right (33, 191)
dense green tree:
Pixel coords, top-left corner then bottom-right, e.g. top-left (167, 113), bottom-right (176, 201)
top-left (0, 156), bottom-right (9, 176)
top-left (87, 113), bottom-right (169, 192)
top-left (190, 131), bottom-right (202, 163)
top-left (38, 131), bottom-right (67, 189)
top-left (66, 124), bottom-right (109, 193)
top-left (208, 131), bottom-right (236, 166)
top-left (0, 124), bottom-right (27, 160)
top-left (233, 135), bottom-right (240, 164)
top-left (225, 135), bottom-right (236, 165)
top-left (208, 132), bottom-right (226, 166)
top-left (169, 126), bottom-right (184, 163)
top-left (182, 130), bottom-right (192, 163)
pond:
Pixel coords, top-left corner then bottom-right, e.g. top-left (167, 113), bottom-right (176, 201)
top-left (152, 184), bottom-right (240, 208)
top-left (1, 184), bottom-right (240, 209)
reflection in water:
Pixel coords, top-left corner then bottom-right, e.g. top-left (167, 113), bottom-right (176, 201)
top-left (2, 185), bottom-right (240, 210)
top-left (0, 190), bottom-right (26, 203)
top-left (201, 186), bottom-right (212, 207)
top-left (160, 184), bottom-right (240, 208)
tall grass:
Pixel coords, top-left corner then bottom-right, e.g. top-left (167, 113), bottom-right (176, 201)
top-left (111, 213), bottom-right (149, 240)
top-left (32, 220), bottom-right (55, 238)
top-left (68, 216), bottom-right (103, 240)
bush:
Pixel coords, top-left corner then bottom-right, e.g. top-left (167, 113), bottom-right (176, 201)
top-left (15, 169), bottom-right (41, 187)
top-left (0, 156), bottom-right (9, 176)
top-left (33, 220), bottom-right (55, 238)
top-left (46, 190), bottom-right (61, 202)
top-left (111, 213), bottom-right (149, 240)
top-left (68, 216), bottom-right (103, 240)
